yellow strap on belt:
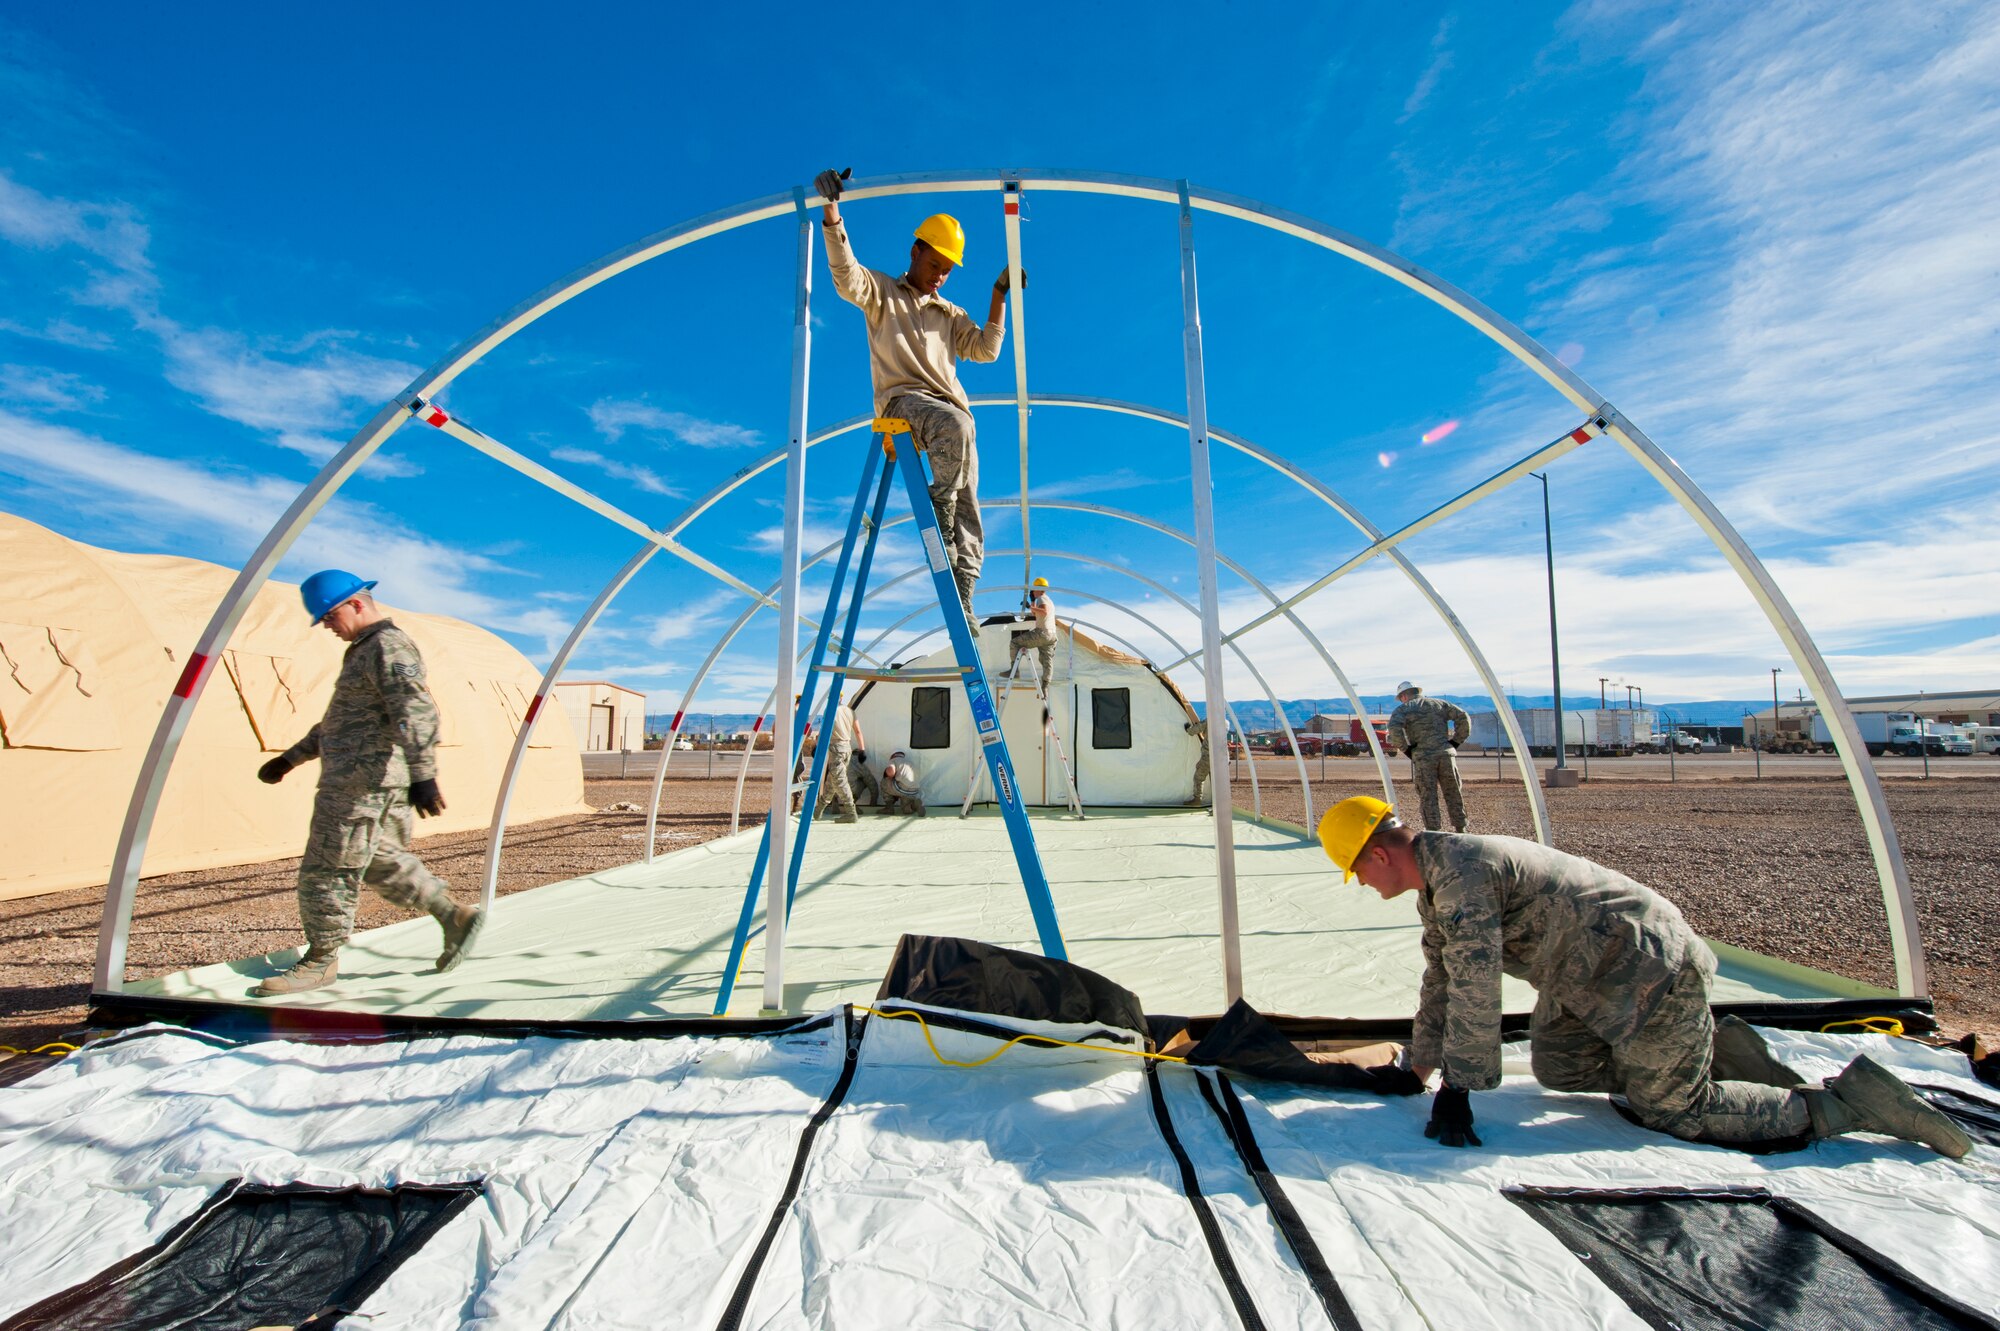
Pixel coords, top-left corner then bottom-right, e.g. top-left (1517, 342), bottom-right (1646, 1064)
top-left (0, 1042), bottom-right (79, 1057)
top-left (859, 1005), bottom-right (1186, 1069)
top-left (1819, 1016), bottom-right (1905, 1037)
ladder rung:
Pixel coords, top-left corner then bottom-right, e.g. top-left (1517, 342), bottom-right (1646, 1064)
top-left (815, 665), bottom-right (970, 681)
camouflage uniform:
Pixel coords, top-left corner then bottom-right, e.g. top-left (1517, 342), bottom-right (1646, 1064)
top-left (888, 392), bottom-right (984, 605)
top-left (1411, 832), bottom-right (1810, 1143)
top-left (279, 620), bottom-right (460, 953)
top-left (1386, 695), bottom-right (1470, 831)
top-left (848, 752), bottom-right (883, 806)
top-left (881, 755), bottom-right (927, 817)
top-left (813, 704), bottom-right (861, 822)
top-left (1010, 594), bottom-right (1058, 689)
top-left (1186, 721), bottom-right (1211, 805)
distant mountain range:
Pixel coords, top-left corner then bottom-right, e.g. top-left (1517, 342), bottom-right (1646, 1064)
top-left (646, 696), bottom-right (1783, 736)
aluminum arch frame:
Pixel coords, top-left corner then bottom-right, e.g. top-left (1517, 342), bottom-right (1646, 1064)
top-left (97, 167), bottom-right (1920, 998)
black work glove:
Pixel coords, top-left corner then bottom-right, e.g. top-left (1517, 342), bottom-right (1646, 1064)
top-left (994, 266), bottom-right (1028, 292)
top-left (1403, 747), bottom-right (1414, 759)
top-left (814, 167), bottom-right (850, 202)
top-left (409, 778), bottom-right (447, 818)
top-left (855, 749), bottom-right (867, 763)
top-left (1449, 738), bottom-right (1463, 748)
top-left (258, 755), bottom-right (294, 785)
top-left (1424, 1086), bottom-right (1482, 1148)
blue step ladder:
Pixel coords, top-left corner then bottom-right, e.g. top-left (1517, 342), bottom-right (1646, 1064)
top-left (712, 417), bottom-right (1068, 1015)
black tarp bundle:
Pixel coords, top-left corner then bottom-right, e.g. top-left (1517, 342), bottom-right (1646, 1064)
top-left (877, 934), bottom-right (1151, 1035)
top-left (877, 936), bottom-right (1422, 1094)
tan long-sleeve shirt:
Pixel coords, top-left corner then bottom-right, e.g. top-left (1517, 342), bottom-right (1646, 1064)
top-left (822, 220), bottom-right (1004, 414)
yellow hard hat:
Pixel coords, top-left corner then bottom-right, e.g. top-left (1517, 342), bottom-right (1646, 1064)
top-left (1032, 577), bottom-right (1048, 588)
top-left (913, 213), bottom-right (965, 266)
top-left (1317, 795), bottom-right (1393, 881)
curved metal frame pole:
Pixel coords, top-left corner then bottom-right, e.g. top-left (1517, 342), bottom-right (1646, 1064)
top-left (93, 401), bottom-right (409, 992)
top-left (481, 541), bottom-right (660, 908)
top-left (1026, 496), bottom-right (1400, 819)
top-left (1601, 411), bottom-right (1924, 993)
top-left (1005, 394), bottom-right (1552, 844)
top-left (1176, 181), bottom-right (1244, 1006)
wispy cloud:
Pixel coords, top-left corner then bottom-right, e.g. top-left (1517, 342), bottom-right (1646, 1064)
top-left (1399, 16), bottom-right (1455, 122)
top-left (550, 444), bottom-right (682, 497)
top-left (588, 397), bottom-right (763, 449)
top-left (0, 363), bottom-right (104, 410)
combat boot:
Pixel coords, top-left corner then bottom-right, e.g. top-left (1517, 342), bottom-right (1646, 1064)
top-left (435, 904), bottom-right (486, 974)
top-left (954, 570), bottom-right (980, 639)
top-left (1801, 1055), bottom-right (1972, 1159)
top-left (253, 947), bottom-right (339, 997)
top-left (1711, 1015), bottom-right (1804, 1087)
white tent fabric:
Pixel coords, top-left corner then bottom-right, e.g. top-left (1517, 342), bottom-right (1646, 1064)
top-left (851, 618), bottom-right (1201, 807)
top-left (0, 512), bottom-right (588, 900)
top-left (1, 1015), bottom-right (1994, 1327)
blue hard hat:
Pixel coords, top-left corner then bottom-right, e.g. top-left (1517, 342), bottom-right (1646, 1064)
top-left (300, 569), bottom-right (377, 623)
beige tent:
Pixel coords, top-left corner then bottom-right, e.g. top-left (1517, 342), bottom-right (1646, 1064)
top-left (0, 512), bottom-right (588, 901)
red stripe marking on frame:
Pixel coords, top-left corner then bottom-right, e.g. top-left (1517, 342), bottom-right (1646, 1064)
top-left (173, 652), bottom-right (211, 699)
top-left (751, 715), bottom-right (765, 732)
top-left (1004, 200), bottom-right (1020, 216)
top-left (1570, 426), bottom-right (1593, 444)
top-left (672, 710), bottom-right (685, 730)
top-left (525, 694), bottom-right (544, 724)
top-left (423, 406), bottom-right (449, 428)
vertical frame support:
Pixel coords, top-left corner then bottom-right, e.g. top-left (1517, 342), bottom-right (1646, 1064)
top-left (1177, 182), bottom-right (1244, 1006)
top-left (1003, 180), bottom-right (1033, 593)
top-left (761, 191), bottom-right (814, 1015)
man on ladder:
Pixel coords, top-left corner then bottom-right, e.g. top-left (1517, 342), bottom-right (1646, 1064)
top-left (815, 166), bottom-right (1018, 637)
top-left (1010, 577), bottom-right (1059, 690)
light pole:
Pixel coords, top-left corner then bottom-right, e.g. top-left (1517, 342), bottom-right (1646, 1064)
top-left (1599, 677), bottom-right (1608, 710)
top-left (1625, 684), bottom-right (1635, 709)
top-left (1531, 472), bottom-right (1567, 770)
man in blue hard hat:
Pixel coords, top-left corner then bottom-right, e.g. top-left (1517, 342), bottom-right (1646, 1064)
top-left (251, 570), bottom-right (485, 996)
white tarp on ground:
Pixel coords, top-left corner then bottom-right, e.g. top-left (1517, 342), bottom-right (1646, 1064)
top-left (1, 1017), bottom-right (1994, 1328)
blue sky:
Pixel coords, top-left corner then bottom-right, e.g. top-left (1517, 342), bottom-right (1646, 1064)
top-left (2, 2), bottom-right (1995, 715)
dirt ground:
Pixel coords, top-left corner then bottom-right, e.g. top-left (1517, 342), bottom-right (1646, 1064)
top-left (4, 765), bottom-right (1995, 1050)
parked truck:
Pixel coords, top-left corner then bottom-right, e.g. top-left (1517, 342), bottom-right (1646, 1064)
top-left (1467, 708), bottom-right (1653, 757)
top-left (1809, 711), bottom-right (1924, 757)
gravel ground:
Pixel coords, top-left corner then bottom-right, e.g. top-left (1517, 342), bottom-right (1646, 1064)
top-left (4, 765), bottom-right (1994, 1049)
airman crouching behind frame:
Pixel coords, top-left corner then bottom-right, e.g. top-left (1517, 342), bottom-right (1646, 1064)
top-left (251, 570), bottom-right (485, 997)
top-left (1315, 796), bottom-right (1971, 1160)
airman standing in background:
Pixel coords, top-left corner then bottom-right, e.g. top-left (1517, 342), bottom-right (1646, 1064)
top-left (1185, 719), bottom-right (1211, 807)
top-left (815, 166), bottom-right (1016, 637)
top-left (253, 570), bottom-right (484, 996)
top-left (814, 696), bottom-right (865, 824)
top-left (1316, 796), bottom-right (1970, 1159)
top-left (1385, 680), bottom-right (1470, 831)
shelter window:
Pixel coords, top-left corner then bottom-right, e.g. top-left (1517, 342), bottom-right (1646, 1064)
top-left (1, 1181), bottom-right (481, 1331)
top-left (1506, 1186), bottom-right (1988, 1331)
top-left (1092, 688), bottom-right (1132, 749)
top-left (910, 687), bottom-right (951, 749)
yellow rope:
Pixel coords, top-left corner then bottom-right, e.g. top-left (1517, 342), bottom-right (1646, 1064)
top-left (0, 1042), bottom-right (78, 1057)
top-left (1820, 1017), bottom-right (1905, 1037)
top-left (858, 1006), bottom-right (1185, 1069)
